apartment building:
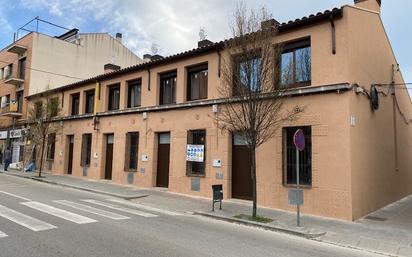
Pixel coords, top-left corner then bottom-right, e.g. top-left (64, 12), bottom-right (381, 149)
top-left (26, 0), bottom-right (412, 221)
top-left (0, 28), bottom-right (142, 163)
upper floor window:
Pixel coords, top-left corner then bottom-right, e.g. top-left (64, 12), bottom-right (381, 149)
top-left (1, 95), bottom-right (10, 108)
top-left (71, 93), bottom-right (80, 115)
top-left (18, 58), bottom-right (26, 80)
top-left (50, 97), bottom-right (59, 117)
top-left (108, 84), bottom-right (120, 111)
top-left (0, 67), bottom-right (4, 80)
top-left (187, 64), bottom-right (208, 101)
top-left (35, 101), bottom-right (42, 118)
top-left (280, 38), bottom-right (311, 87)
top-left (84, 90), bottom-right (95, 114)
top-left (234, 55), bottom-right (262, 95)
top-left (4, 64), bottom-right (12, 79)
top-left (160, 72), bottom-right (176, 105)
top-left (283, 126), bottom-right (312, 186)
top-left (16, 91), bottom-right (23, 113)
top-left (127, 79), bottom-right (141, 108)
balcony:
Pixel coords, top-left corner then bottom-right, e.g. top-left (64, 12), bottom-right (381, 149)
top-left (0, 103), bottom-right (22, 118)
top-left (6, 43), bottom-right (27, 55)
top-left (4, 75), bottom-right (24, 86)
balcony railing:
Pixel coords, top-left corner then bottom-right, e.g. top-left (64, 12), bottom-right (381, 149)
top-left (0, 103), bottom-right (22, 117)
top-left (4, 75), bottom-right (24, 86)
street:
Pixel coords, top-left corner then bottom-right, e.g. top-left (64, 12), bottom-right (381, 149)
top-left (0, 174), bottom-right (380, 257)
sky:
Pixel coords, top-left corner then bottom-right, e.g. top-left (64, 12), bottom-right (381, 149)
top-left (0, 0), bottom-right (411, 87)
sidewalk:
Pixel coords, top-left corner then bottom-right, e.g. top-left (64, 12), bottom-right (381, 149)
top-left (1, 168), bottom-right (412, 257)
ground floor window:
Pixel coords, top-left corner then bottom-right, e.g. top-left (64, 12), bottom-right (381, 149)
top-left (81, 134), bottom-right (92, 167)
top-left (47, 133), bottom-right (56, 160)
top-left (125, 132), bottom-right (139, 171)
top-left (186, 129), bottom-right (206, 176)
top-left (283, 126), bottom-right (312, 186)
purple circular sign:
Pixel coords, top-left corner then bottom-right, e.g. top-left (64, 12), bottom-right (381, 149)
top-left (293, 129), bottom-right (305, 151)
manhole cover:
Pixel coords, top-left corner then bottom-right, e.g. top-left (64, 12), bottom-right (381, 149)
top-left (365, 216), bottom-right (387, 222)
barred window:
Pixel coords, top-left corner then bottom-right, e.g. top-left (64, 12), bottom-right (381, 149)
top-left (47, 133), bottom-right (56, 160)
top-left (81, 134), bottom-right (92, 167)
top-left (283, 126), bottom-right (312, 186)
top-left (125, 132), bottom-right (139, 171)
top-left (186, 129), bottom-right (206, 176)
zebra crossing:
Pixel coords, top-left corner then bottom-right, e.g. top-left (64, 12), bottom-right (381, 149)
top-left (0, 197), bottom-right (182, 238)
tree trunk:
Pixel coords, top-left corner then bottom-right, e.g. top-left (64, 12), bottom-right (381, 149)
top-left (38, 138), bottom-right (46, 178)
top-left (251, 147), bottom-right (257, 218)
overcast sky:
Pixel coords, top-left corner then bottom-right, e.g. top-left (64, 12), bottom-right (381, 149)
top-left (0, 0), bottom-right (411, 87)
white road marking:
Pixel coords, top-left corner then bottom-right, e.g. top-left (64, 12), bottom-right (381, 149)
top-left (53, 200), bottom-right (130, 220)
top-left (0, 231), bottom-right (7, 238)
top-left (82, 199), bottom-right (158, 218)
top-left (0, 191), bottom-right (31, 201)
top-left (107, 199), bottom-right (182, 216)
top-left (21, 202), bottom-right (97, 224)
top-left (0, 204), bottom-right (56, 231)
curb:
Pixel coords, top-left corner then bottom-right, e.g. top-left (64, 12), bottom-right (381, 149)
top-left (194, 211), bottom-right (325, 239)
top-left (0, 171), bottom-right (149, 200)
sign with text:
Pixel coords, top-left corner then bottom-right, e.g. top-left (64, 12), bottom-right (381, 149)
top-left (186, 144), bottom-right (204, 162)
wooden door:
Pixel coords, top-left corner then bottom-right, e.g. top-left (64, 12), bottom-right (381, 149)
top-left (67, 135), bottom-right (74, 175)
top-left (105, 134), bottom-right (114, 180)
top-left (156, 133), bottom-right (170, 187)
top-left (232, 134), bottom-right (253, 200)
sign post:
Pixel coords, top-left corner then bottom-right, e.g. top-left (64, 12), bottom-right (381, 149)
top-left (293, 129), bottom-right (305, 227)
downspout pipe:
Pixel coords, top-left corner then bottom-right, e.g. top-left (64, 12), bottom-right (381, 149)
top-left (329, 15), bottom-right (337, 55)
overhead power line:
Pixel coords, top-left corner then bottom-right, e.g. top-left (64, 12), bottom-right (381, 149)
top-left (0, 60), bottom-right (85, 81)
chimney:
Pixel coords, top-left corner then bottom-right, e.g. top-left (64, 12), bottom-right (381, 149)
top-left (143, 54), bottom-right (163, 62)
top-left (354, 0), bottom-right (381, 13)
top-left (115, 33), bottom-right (122, 43)
top-left (198, 39), bottom-right (213, 48)
top-left (104, 63), bottom-right (121, 73)
top-left (261, 19), bottom-right (280, 30)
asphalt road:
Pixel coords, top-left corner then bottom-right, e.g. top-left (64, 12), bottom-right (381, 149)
top-left (0, 174), bottom-right (380, 257)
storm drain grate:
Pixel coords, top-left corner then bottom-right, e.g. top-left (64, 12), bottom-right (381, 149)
top-left (364, 216), bottom-right (387, 222)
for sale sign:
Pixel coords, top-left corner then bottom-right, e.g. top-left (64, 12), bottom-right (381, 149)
top-left (186, 144), bottom-right (204, 162)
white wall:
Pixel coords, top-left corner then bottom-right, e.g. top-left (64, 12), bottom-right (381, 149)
top-left (29, 33), bottom-right (141, 95)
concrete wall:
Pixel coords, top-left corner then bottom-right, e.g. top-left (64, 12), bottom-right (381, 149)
top-left (29, 33), bottom-right (141, 95)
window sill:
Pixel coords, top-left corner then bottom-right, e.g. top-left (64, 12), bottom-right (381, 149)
top-left (279, 81), bottom-right (311, 89)
top-left (283, 184), bottom-right (312, 189)
top-left (125, 169), bottom-right (138, 173)
top-left (186, 173), bottom-right (205, 178)
top-left (80, 165), bottom-right (90, 168)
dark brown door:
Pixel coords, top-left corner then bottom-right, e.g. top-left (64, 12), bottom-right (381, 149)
top-left (105, 134), bottom-right (114, 180)
top-left (156, 133), bottom-right (170, 187)
top-left (67, 135), bottom-right (74, 175)
top-left (232, 134), bottom-right (253, 200)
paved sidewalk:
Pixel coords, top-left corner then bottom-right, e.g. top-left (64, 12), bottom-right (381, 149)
top-left (1, 168), bottom-right (412, 257)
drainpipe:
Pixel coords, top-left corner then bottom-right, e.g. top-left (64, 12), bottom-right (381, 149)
top-left (93, 81), bottom-right (100, 131)
top-left (329, 15), bottom-right (337, 55)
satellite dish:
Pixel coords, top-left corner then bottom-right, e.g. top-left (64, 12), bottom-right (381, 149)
top-left (199, 27), bottom-right (207, 41)
top-left (370, 85), bottom-right (379, 111)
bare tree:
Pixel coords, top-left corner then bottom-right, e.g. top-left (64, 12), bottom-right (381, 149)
top-left (26, 95), bottom-right (61, 177)
top-left (217, 3), bottom-right (302, 218)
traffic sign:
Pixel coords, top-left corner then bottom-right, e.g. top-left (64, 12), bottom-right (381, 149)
top-left (293, 129), bottom-right (305, 151)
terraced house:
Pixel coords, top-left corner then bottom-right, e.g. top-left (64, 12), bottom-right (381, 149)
top-left (26, 0), bottom-right (412, 221)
